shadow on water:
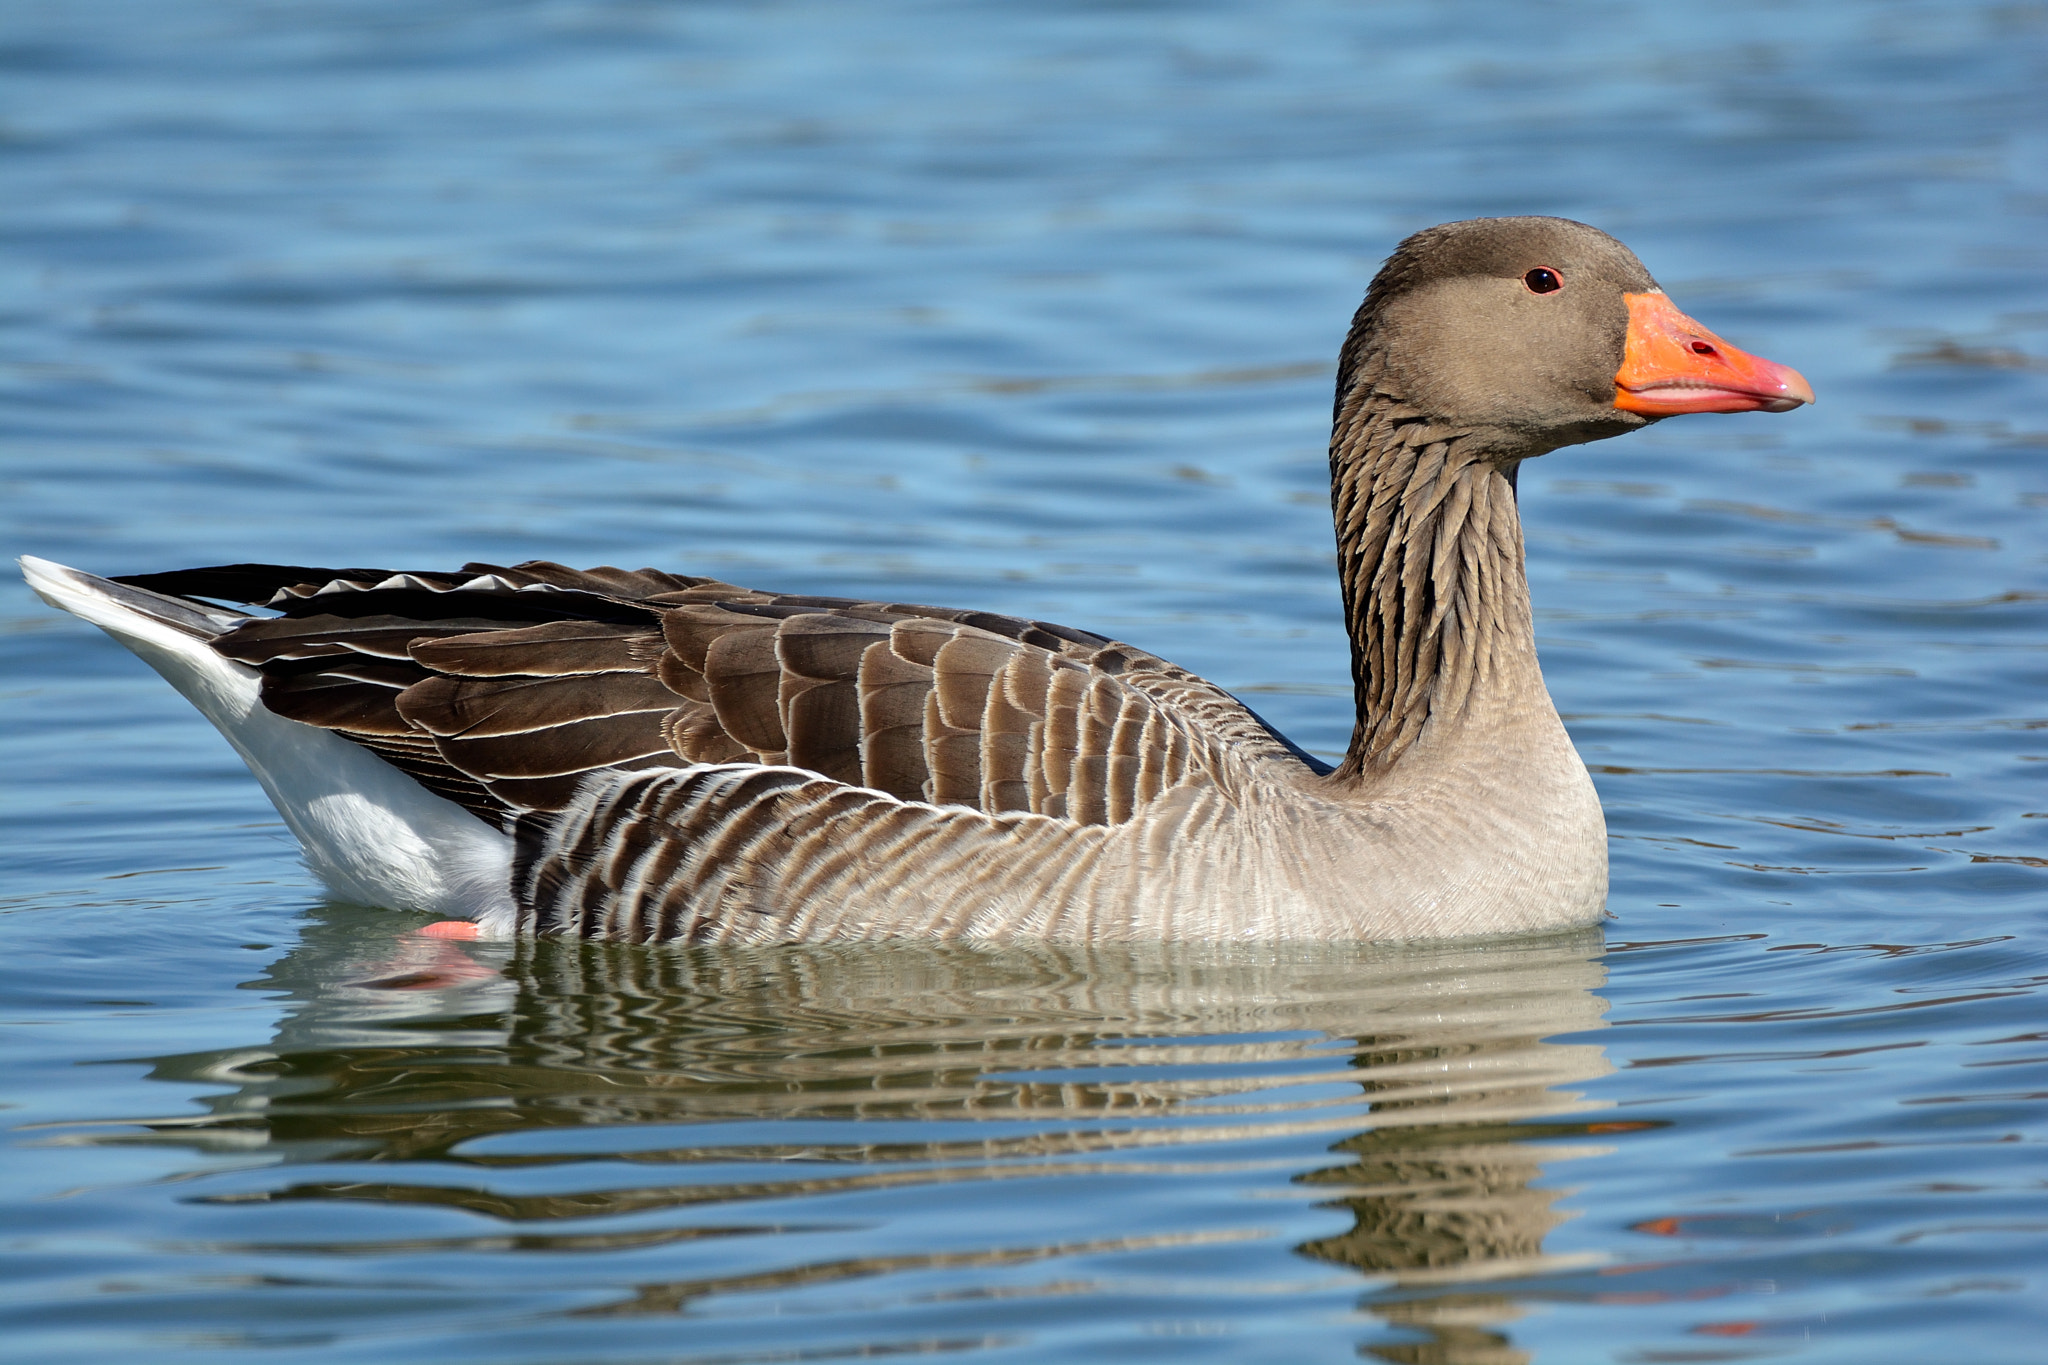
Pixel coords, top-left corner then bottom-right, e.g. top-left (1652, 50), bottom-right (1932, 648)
top-left (74, 907), bottom-right (1628, 1362)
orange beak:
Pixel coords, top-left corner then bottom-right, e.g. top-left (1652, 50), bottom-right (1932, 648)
top-left (1614, 291), bottom-right (1814, 416)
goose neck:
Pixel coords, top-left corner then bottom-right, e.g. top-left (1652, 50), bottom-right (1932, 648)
top-left (1326, 400), bottom-right (1540, 783)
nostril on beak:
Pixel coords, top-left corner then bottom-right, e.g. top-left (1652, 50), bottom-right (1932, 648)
top-left (1690, 341), bottom-right (1716, 356)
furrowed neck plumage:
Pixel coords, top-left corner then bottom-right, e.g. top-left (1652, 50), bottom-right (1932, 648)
top-left (1326, 355), bottom-right (1535, 783)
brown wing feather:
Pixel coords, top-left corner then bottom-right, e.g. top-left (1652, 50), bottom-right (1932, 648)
top-left (163, 557), bottom-right (1311, 835)
top-left (856, 635), bottom-right (936, 798)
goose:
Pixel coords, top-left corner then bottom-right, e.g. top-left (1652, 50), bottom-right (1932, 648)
top-left (21, 217), bottom-right (1811, 944)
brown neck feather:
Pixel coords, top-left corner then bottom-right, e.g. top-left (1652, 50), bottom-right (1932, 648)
top-left (1327, 374), bottom-right (1533, 782)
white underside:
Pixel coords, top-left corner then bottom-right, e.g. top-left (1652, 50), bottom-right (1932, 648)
top-left (21, 556), bottom-right (517, 934)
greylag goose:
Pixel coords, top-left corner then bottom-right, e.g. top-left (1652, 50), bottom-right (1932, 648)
top-left (21, 217), bottom-right (1810, 943)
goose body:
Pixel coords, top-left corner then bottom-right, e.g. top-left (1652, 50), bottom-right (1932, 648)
top-left (23, 218), bottom-right (1810, 943)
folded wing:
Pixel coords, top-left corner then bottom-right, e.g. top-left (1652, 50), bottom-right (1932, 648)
top-left (122, 560), bottom-right (1316, 838)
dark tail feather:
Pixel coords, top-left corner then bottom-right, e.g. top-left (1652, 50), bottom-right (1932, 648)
top-left (113, 563), bottom-right (399, 608)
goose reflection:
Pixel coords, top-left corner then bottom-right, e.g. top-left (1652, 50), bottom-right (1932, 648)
top-left (121, 908), bottom-right (1619, 1364)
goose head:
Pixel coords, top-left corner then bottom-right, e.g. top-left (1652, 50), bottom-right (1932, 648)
top-left (1337, 216), bottom-right (1813, 460)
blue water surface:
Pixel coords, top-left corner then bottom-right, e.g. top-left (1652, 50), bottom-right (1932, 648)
top-left (3, 2), bottom-right (2046, 1361)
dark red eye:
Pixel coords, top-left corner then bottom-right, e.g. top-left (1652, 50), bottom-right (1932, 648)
top-left (1523, 267), bottom-right (1563, 294)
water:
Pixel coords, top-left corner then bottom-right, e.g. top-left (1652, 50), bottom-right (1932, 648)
top-left (3, 0), bottom-right (2046, 1359)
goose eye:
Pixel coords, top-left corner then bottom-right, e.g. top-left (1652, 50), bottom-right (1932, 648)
top-left (1523, 267), bottom-right (1563, 294)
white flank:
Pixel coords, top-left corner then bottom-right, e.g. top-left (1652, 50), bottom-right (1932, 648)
top-left (20, 556), bottom-right (516, 934)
